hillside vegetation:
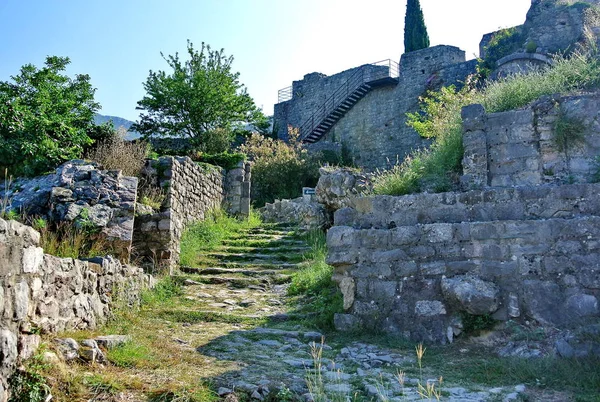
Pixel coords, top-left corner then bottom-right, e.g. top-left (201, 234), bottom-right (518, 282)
top-left (373, 51), bottom-right (600, 196)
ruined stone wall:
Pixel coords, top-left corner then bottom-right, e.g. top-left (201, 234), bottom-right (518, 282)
top-left (0, 218), bottom-right (152, 401)
top-left (327, 91), bottom-right (600, 347)
top-left (2, 160), bottom-right (138, 261)
top-left (461, 93), bottom-right (600, 189)
top-left (328, 186), bottom-right (600, 344)
top-left (133, 157), bottom-right (251, 269)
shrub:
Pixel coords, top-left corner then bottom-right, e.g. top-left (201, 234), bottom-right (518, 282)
top-left (86, 126), bottom-right (149, 177)
top-left (478, 27), bottom-right (523, 78)
top-left (189, 150), bottom-right (246, 170)
top-left (239, 127), bottom-right (320, 206)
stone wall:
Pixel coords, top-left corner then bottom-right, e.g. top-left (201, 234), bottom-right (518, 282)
top-left (133, 157), bottom-right (251, 269)
top-left (0, 218), bottom-right (152, 400)
top-left (328, 185), bottom-right (600, 344)
top-left (461, 93), bottom-right (600, 189)
top-left (274, 46), bottom-right (476, 171)
top-left (326, 91), bottom-right (600, 348)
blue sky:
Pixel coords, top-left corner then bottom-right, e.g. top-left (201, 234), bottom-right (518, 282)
top-left (0, 0), bottom-right (531, 121)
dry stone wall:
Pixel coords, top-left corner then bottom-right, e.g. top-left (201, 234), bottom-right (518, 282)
top-left (462, 93), bottom-right (600, 189)
top-left (0, 218), bottom-right (152, 401)
top-left (133, 157), bottom-right (251, 269)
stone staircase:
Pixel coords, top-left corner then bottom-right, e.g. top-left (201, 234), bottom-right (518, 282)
top-left (301, 84), bottom-right (372, 143)
top-left (300, 61), bottom-right (399, 143)
top-left (181, 225), bottom-right (309, 301)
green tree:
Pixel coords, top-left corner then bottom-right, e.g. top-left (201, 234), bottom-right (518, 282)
top-left (132, 40), bottom-right (263, 153)
top-left (0, 56), bottom-right (100, 176)
top-left (404, 0), bottom-right (430, 53)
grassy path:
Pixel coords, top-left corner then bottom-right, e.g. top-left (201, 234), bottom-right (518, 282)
top-left (41, 221), bottom-right (600, 402)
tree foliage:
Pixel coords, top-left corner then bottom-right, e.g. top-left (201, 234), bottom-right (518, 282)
top-left (404, 0), bottom-right (430, 53)
top-left (0, 56), bottom-right (100, 176)
top-left (132, 41), bottom-right (263, 153)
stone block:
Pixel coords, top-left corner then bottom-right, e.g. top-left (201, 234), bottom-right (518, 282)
top-left (441, 276), bottom-right (500, 315)
top-left (14, 280), bottom-right (29, 320)
top-left (415, 300), bottom-right (447, 317)
top-left (334, 314), bottom-right (362, 332)
top-left (326, 226), bottom-right (356, 248)
top-left (22, 246), bottom-right (44, 274)
top-left (389, 226), bottom-right (420, 246)
top-left (420, 261), bottom-right (447, 276)
top-left (565, 294), bottom-right (598, 318)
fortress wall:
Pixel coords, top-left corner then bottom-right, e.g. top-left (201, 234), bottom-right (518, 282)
top-left (327, 46), bottom-right (474, 170)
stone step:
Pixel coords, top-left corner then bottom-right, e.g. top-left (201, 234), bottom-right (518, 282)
top-left (206, 252), bottom-right (304, 263)
top-left (221, 239), bottom-right (307, 247)
top-left (179, 274), bottom-right (270, 288)
top-left (182, 266), bottom-right (290, 278)
top-left (207, 261), bottom-right (302, 270)
top-left (218, 245), bottom-right (310, 254)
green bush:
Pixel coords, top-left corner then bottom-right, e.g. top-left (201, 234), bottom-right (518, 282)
top-left (189, 150), bottom-right (246, 170)
top-left (374, 51), bottom-right (600, 196)
top-left (0, 56), bottom-right (100, 177)
top-left (478, 27), bottom-right (523, 78)
top-left (239, 129), bottom-right (320, 207)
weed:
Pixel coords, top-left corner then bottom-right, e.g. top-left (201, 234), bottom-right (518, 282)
top-left (306, 338), bottom-right (349, 402)
top-left (553, 111), bottom-right (586, 154)
top-left (86, 126), bottom-right (149, 177)
top-left (139, 185), bottom-right (167, 210)
top-left (1, 168), bottom-right (13, 219)
top-left (8, 350), bottom-right (51, 402)
top-left (461, 313), bottom-right (497, 335)
top-left (37, 220), bottom-right (113, 260)
top-left (106, 340), bottom-right (152, 368)
top-left (84, 373), bottom-right (123, 395)
top-left (148, 386), bottom-right (216, 402)
top-left (142, 276), bottom-right (184, 305)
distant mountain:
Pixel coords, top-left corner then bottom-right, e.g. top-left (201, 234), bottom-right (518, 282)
top-left (93, 114), bottom-right (141, 141)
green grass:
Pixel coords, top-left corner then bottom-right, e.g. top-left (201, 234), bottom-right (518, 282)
top-left (373, 50), bottom-right (600, 196)
top-left (106, 341), bottom-right (153, 368)
top-left (424, 348), bottom-right (600, 401)
top-left (287, 229), bottom-right (344, 331)
top-left (179, 208), bottom-right (262, 266)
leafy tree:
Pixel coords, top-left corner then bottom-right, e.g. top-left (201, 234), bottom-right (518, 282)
top-left (0, 56), bottom-right (100, 176)
top-left (132, 41), bottom-right (263, 153)
top-left (404, 0), bottom-right (430, 53)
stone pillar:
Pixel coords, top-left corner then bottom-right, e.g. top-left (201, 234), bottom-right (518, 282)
top-left (240, 162), bottom-right (251, 218)
top-left (460, 104), bottom-right (489, 190)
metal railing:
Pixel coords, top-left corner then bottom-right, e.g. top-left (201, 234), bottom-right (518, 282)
top-left (278, 86), bottom-right (293, 103)
top-left (298, 59), bottom-right (399, 141)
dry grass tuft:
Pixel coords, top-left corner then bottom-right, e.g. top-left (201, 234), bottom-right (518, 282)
top-left (87, 127), bottom-right (149, 177)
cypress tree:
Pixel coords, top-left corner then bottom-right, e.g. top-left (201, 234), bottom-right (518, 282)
top-left (404, 0), bottom-right (430, 53)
